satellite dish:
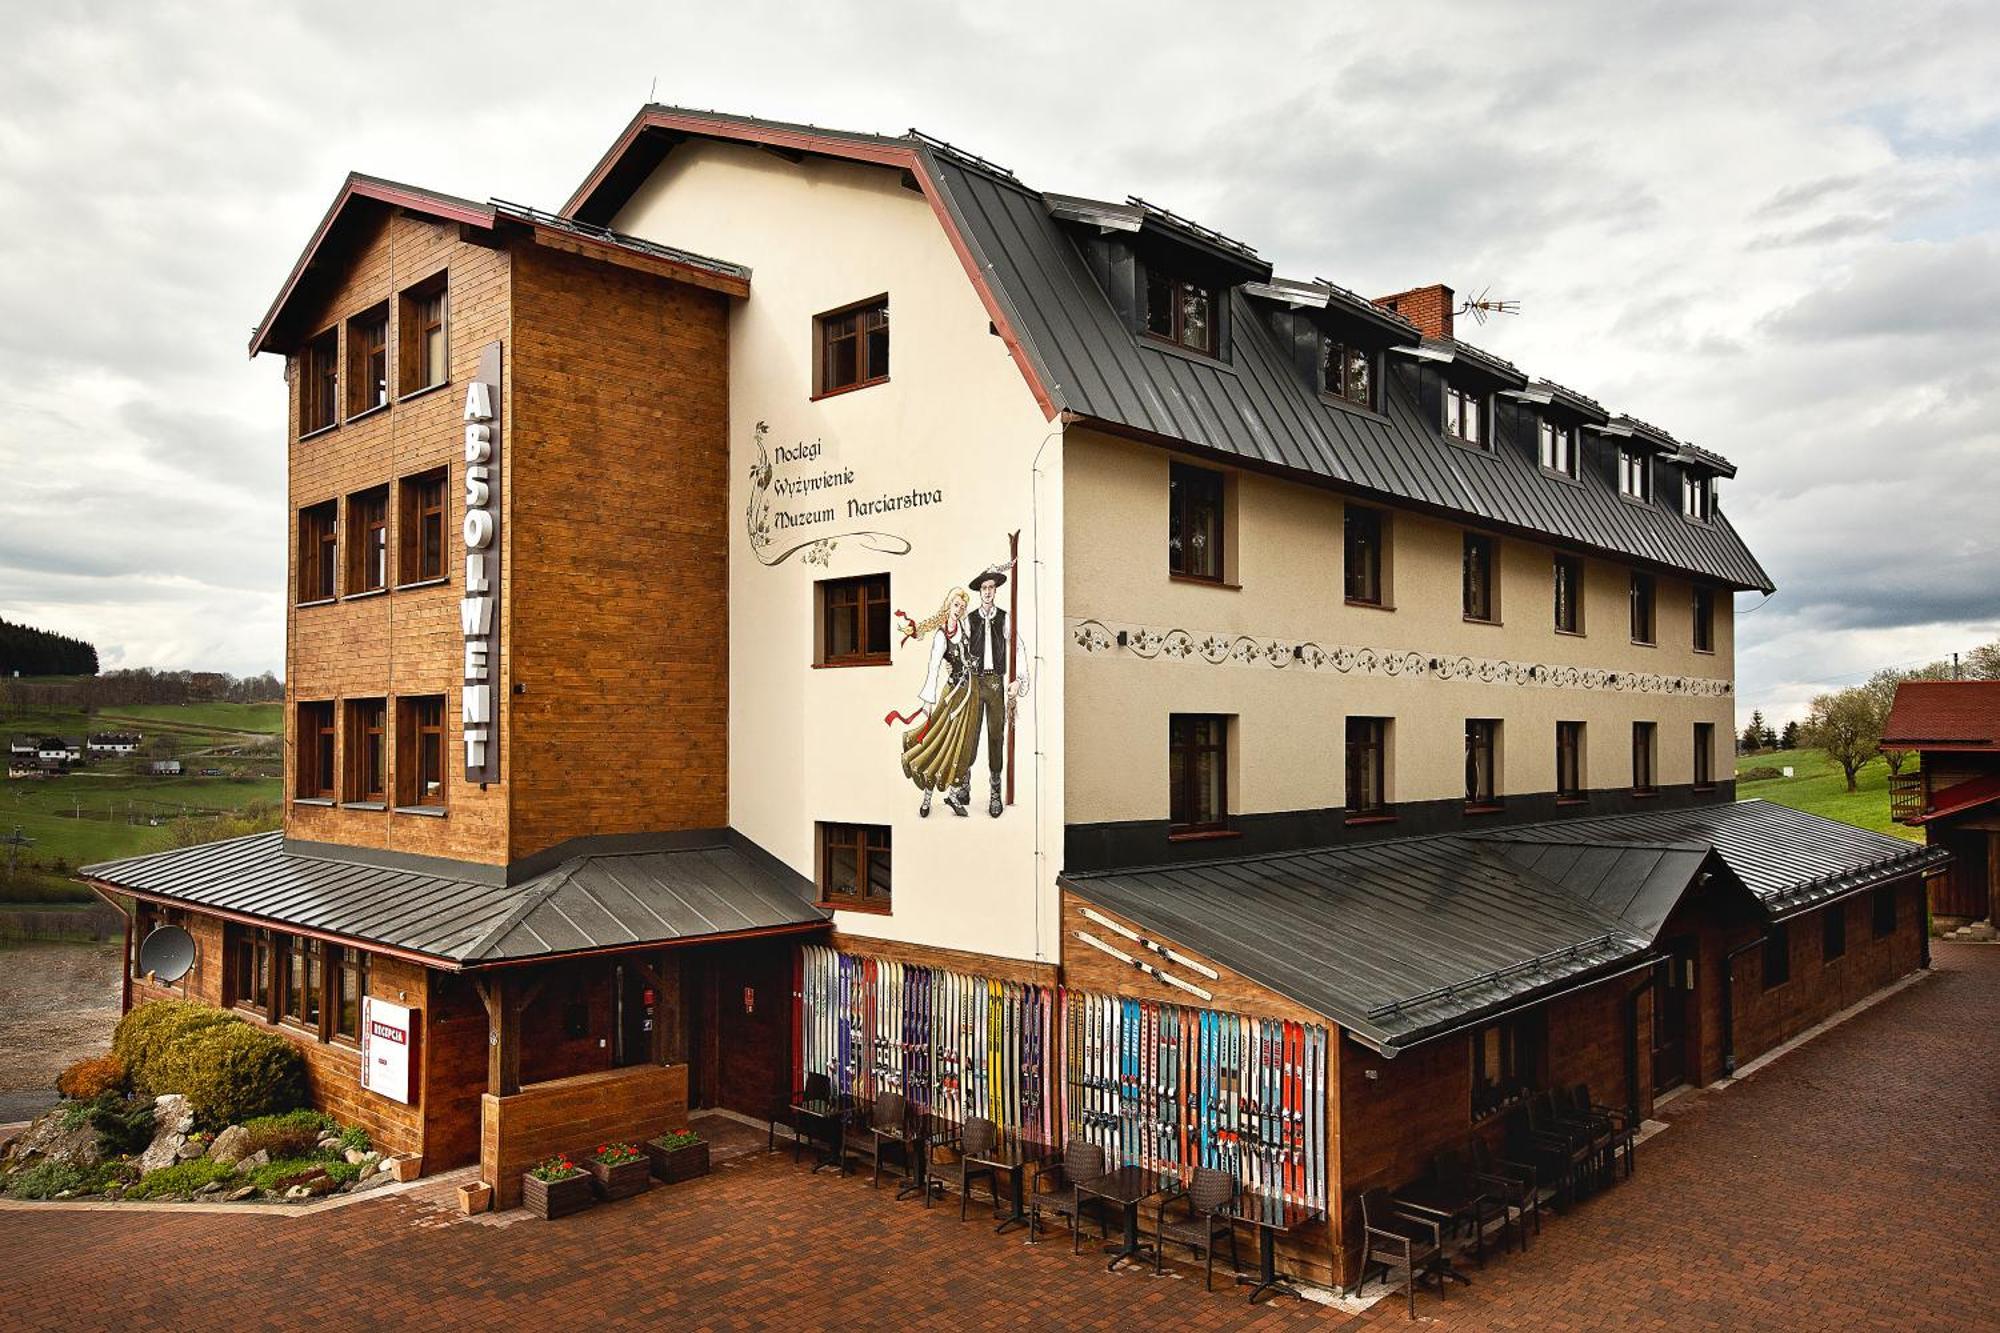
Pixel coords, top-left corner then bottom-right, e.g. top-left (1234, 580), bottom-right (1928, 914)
top-left (139, 925), bottom-right (196, 984)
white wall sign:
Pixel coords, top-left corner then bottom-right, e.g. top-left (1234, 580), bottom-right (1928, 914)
top-left (461, 342), bottom-right (503, 783)
top-left (360, 996), bottom-right (415, 1104)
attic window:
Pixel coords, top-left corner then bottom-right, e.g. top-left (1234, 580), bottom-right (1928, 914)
top-left (1619, 447), bottom-right (1651, 500)
top-left (1144, 267), bottom-right (1217, 356)
top-left (1682, 472), bottom-right (1715, 522)
top-left (1445, 384), bottom-right (1486, 447)
top-left (1538, 420), bottom-right (1576, 478)
top-left (1321, 339), bottom-right (1374, 410)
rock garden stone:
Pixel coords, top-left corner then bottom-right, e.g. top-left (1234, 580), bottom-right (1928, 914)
top-left (206, 1125), bottom-right (250, 1165)
top-left (343, 1148), bottom-right (367, 1164)
top-left (224, 1186), bottom-right (257, 1202)
top-left (0, 1107), bottom-right (102, 1172)
top-left (352, 1172), bottom-right (394, 1193)
top-left (239, 1149), bottom-right (269, 1169)
top-left (176, 1139), bottom-right (207, 1161)
top-left (284, 1185), bottom-right (314, 1200)
top-left (137, 1095), bottom-right (196, 1176)
top-left (197, 1181), bottom-right (224, 1195)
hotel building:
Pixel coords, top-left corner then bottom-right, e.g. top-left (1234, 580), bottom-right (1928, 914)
top-left (88, 107), bottom-right (1946, 1280)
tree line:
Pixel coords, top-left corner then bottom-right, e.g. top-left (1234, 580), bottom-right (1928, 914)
top-left (1765, 639), bottom-right (2000, 792)
top-left (2, 667), bottom-right (283, 715)
top-left (0, 618), bottom-right (98, 676)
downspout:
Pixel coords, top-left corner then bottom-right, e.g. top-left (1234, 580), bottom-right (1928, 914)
top-left (1624, 968), bottom-right (1656, 1118)
top-left (1720, 935), bottom-right (1765, 1076)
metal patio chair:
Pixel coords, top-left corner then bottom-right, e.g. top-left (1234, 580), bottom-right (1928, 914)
top-left (954, 1116), bottom-right (1004, 1222)
top-left (1028, 1138), bottom-right (1108, 1250)
top-left (772, 1070), bottom-right (833, 1158)
top-left (1356, 1186), bottom-right (1449, 1321)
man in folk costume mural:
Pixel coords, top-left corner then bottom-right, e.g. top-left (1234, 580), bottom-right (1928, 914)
top-left (886, 587), bottom-right (980, 817)
top-left (960, 556), bottom-right (1029, 817)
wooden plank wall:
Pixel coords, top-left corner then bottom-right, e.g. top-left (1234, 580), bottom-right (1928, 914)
top-left (481, 1063), bottom-right (690, 1209)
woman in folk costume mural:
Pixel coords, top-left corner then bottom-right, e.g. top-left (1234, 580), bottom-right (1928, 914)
top-left (884, 586), bottom-right (981, 817)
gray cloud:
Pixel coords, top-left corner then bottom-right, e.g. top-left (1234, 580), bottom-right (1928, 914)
top-left (1, 0), bottom-right (1996, 708)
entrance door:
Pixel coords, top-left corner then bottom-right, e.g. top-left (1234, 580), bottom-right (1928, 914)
top-left (611, 961), bottom-right (654, 1068)
top-left (1652, 937), bottom-right (1696, 1093)
top-left (1932, 830), bottom-right (1990, 919)
top-left (698, 940), bottom-right (797, 1119)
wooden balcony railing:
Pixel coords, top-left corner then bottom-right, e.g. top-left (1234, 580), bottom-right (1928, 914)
top-left (1888, 771), bottom-right (1926, 824)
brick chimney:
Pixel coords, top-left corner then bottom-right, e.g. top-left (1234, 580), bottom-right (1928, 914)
top-left (1374, 284), bottom-right (1454, 341)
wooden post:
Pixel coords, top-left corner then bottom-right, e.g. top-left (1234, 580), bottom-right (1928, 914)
top-left (475, 973), bottom-right (544, 1097)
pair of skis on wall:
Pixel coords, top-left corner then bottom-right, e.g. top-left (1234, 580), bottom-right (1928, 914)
top-left (797, 946), bottom-right (1060, 1144)
top-left (1064, 992), bottom-right (1327, 1210)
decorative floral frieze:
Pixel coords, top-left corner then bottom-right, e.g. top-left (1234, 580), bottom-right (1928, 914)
top-left (1067, 618), bottom-right (1733, 698)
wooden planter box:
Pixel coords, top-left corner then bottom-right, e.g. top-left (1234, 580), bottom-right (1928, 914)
top-left (589, 1156), bottom-right (652, 1201)
top-left (457, 1180), bottom-right (491, 1215)
top-left (389, 1153), bottom-right (423, 1183)
top-left (644, 1138), bottom-right (710, 1184)
top-left (522, 1170), bottom-right (594, 1219)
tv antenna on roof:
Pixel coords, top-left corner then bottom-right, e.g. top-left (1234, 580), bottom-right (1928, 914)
top-left (1456, 287), bottom-right (1520, 326)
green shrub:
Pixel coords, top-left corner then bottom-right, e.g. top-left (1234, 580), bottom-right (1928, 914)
top-left (1739, 765), bottom-right (1786, 783)
top-left (55, 1052), bottom-right (127, 1101)
top-left (242, 1109), bottom-right (336, 1159)
top-left (112, 1000), bottom-right (240, 1095)
top-left (149, 1022), bottom-right (306, 1128)
top-left (324, 1160), bottom-right (362, 1186)
top-left (4, 1160), bottom-right (85, 1199)
top-left (337, 1123), bottom-right (370, 1154)
top-left (124, 1159), bottom-right (238, 1200)
top-left (241, 1156), bottom-right (327, 1191)
top-left (84, 1093), bottom-right (156, 1157)
top-left (78, 1160), bottom-right (138, 1194)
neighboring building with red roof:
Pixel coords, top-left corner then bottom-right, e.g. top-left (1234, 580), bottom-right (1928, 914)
top-left (1885, 680), bottom-right (2000, 924)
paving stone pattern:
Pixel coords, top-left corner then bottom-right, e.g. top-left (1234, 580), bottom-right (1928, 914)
top-left (3, 943), bottom-right (1996, 1331)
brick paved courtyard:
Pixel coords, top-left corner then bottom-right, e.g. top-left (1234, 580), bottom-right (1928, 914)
top-left (2, 943), bottom-right (1996, 1331)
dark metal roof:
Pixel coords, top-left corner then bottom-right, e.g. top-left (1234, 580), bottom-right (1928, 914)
top-left (1475, 800), bottom-right (1949, 920)
top-left (488, 199), bottom-right (750, 282)
top-left (1484, 839), bottom-right (1715, 939)
top-left (1063, 837), bottom-right (1652, 1054)
top-left (84, 831), bottom-right (826, 967)
top-left (922, 154), bottom-right (1776, 592)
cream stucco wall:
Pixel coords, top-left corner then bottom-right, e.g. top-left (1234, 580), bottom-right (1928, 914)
top-left (1064, 429), bottom-right (1737, 824)
top-left (612, 141), bottom-right (1062, 962)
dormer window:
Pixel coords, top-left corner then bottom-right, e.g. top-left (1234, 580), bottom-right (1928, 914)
top-left (1618, 447), bottom-right (1651, 500)
top-left (1538, 420), bottom-right (1576, 478)
top-left (1445, 384), bottom-right (1486, 447)
top-left (1321, 340), bottom-right (1374, 410)
top-left (1144, 267), bottom-right (1217, 356)
top-left (1682, 471), bottom-right (1715, 522)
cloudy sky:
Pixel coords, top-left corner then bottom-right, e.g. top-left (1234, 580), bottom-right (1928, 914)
top-left (3, 1), bottom-right (1996, 725)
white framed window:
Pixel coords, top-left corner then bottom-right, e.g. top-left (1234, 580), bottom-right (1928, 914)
top-left (1538, 420), bottom-right (1575, 477)
top-left (1682, 471), bottom-right (1715, 521)
top-left (1445, 385), bottom-right (1485, 446)
top-left (1618, 447), bottom-right (1651, 499)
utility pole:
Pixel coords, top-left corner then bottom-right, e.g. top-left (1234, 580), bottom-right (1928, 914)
top-left (1953, 652), bottom-right (1962, 681)
top-left (2, 825), bottom-right (31, 876)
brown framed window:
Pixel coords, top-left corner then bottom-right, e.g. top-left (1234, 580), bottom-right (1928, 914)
top-left (228, 925), bottom-right (272, 1015)
top-left (814, 296), bottom-right (889, 395)
top-left (1630, 571), bottom-right (1656, 644)
top-left (346, 486), bottom-right (389, 594)
top-left (1344, 505), bottom-right (1385, 605)
top-left (1556, 721), bottom-right (1585, 800)
top-left (331, 946), bottom-right (369, 1042)
top-left (1463, 532), bottom-right (1497, 622)
top-left (296, 701), bottom-right (335, 799)
top-left (1761, 925), bottom-right (1790, 989)
top-left (1169, 463), bottom-right (1225, 581)
top-left (1445, 384), bottom-right (1485, 446)
top-left (399, 469), bottom-right (447, 584)
top-left (1345, 716), bottom-right (1390, 816)
top-left (1169, 714), bottom-right (1229, 833)
top-left (1693, 722), bottom-right (1715, 789)
top-left (1465, 719), bottom-right (1500, 807)
top-left (1822, 906), bottom-right (1847, 962)
top-left (818, 822), bottom-right (891, 910)
top-left (397, 695), bottom-right (446, 808)
top-left (1619, 447), bottom-right (1651, 499)
top-left (398, 273), bottom-right (448, 394)
top-left (817, 574), bottom-right (891, 666)
top-left (301, 328), bottom-right (338, 434)
top-left (1538, 419), bottom-right (1576, 477)
top-left (1554, 554), bottom-right (1584, 634)
top-left (297, 500), bottom-right (338, 603)
top-left (1144, 267), bottom-right (1217, 356)
top-left (1692, 585), bottom-right (1715, 653)
top-left (1872, 886), bottom-right (1897, 937)
top-left (280, 935), bottom-right (323, 1029)
top-left (1321, 339), bottom-right (1374, 409)
top-left (346, 304), bottom-right (389, 415)
top-left (344, 698), bottom-right (386, 803)
top-left (1471, 1009), bottom-right (1545, 1121)
top-left (1632, 721), bottom-right (1658, 795)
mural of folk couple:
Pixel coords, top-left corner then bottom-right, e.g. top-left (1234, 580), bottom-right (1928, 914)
top-left (885, 542), bottom-right (1029, 819)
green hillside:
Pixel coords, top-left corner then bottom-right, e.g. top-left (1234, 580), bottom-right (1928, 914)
top-left (1735, 748), bottom-right (1920, 842)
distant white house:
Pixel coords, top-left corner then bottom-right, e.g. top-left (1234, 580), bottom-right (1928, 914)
top-left (87, 732), bottom-right (141, 755)
top-left (7, 736), bottom-right (34, 756)
top-left (6, 761), bottom-right (48, 781)
top-left (145, 759), bottom-right (183, 776)
top-left (36, 737), bottom-right (82, 764)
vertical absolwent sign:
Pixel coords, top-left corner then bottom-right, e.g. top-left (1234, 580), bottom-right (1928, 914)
top-left (461, 342), bottom-right (502, 783)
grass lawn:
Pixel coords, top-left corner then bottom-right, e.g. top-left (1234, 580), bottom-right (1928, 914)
top-left (97, 701), bottom-right (283, 734)
top-left (0, 773), bottom-right (282, 868)
top-left (1735, 747), bottom-right (1920, 842)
